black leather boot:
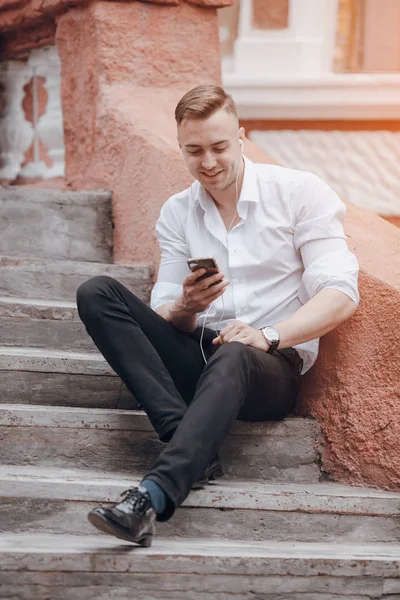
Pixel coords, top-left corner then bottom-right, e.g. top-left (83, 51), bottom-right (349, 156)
top-left (88, 486), bottom-right (156, 546)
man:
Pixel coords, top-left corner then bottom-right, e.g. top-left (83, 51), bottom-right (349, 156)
top-left (77, 85), bottom-right (359, 546)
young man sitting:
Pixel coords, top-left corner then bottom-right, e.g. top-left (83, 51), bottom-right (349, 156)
top-left (77, 85), bottom-right (359, 546)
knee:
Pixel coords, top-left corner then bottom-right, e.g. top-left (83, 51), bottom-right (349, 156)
top-left (213, 341), bottom-right (251, 367)
top-left (76, 275), bottom-right (117, 318)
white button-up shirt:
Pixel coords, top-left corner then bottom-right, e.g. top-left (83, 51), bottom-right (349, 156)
top-left (151, 157), bottom-right (359, 374)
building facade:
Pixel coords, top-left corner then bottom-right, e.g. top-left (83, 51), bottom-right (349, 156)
top-left (220, 0), bottom-right (400, 226)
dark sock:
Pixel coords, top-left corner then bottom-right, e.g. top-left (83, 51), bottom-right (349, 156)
top-left (140, 479), bottom-right (167, 515)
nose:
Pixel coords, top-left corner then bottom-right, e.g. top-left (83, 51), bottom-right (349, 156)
top-left (201, 151), bottom-right (217, 171)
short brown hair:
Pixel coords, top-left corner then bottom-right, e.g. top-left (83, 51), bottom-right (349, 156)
top-left (175, 85), bottom-right (238, 125)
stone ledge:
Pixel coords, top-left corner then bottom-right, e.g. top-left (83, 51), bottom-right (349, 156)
top-left (0, 297), bottom-right (78, 320)
top-left (2, 466), bottom-right (400, 543)
top-left (0, 403), bottom-right (318, 438)
top-left (3, 465), bottom-right (399, 515)
top-left (0, 346), bottom-right (114, 375)
top-left (224, 73), bottom-right (400, 120)
top-left (0, 256), bottom-right (153, 302)
top-left (0, 256), bottom-right (152, 277)
top-left (1, 533), bottom-right (399, 580)
top-left (0, 188), bottom-right (113, 263)
top-left (0, 186), bottom-right (112, 206)
top-left (0, 404), bottom-right (321, 481)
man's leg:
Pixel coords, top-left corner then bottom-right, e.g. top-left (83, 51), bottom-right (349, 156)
top-left (143, 341), bottom-right (302, 520)
top-left (76, 275), bottom-right (207, 442)
top-left (84, 334), bottom-right (300, 544)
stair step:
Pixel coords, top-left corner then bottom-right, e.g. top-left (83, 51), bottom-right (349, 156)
top-left (0, 296), bottom-right (112, 354)
top-left (0, 346), bottom-right (137, 409)
top-left (0, 187), bottom-right (113, 262)
top-left (0, 346), bottom-right (114, 375)
top-left (0, 342), bottom-right (131, 406)
top-left (0, 533), bottom-right (399, 599)
top-left (0, 310), bottom-right (96, 354)
top-left (0, 404), bottom-right (321, 483)
top-left (0, 296), bottom-right (78, 318)
top-left (1, 465), bottom-right (399, 544)
top-left (0, 256), bottom-right (152, 302)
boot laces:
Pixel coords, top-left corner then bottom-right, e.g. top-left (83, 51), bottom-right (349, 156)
top-left (119, 487), bottom-right (151, 516)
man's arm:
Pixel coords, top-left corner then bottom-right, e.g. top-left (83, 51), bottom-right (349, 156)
top-left (213, 287), bottom-right (357, 351)
top-left (155, 301), bottom-right (197, 333)
top-left (214, 174), bottom-right (359, 351)
top-left (151, 194), bottom-right (228, 330)
top-left (155, 268), bottom-right (229, 333)
top-left (272, 287), bottom-right (357, 349)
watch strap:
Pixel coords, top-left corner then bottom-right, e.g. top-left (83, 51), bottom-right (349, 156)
top-left (260, 327), bottom-right (280, 354)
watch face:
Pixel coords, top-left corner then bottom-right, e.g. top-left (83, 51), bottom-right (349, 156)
top-left (263, 327), bottom-right (280, 343)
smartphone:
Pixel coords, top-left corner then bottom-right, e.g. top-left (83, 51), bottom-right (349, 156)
top-left (187, 257), bottom-right (219, 283)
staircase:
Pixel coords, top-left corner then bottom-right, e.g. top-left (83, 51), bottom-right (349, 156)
top-left (0, 186), bottom-right (399, 600)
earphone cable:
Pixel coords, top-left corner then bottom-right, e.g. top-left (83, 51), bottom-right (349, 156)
top-left (193, 154), bottom-right (243, 363)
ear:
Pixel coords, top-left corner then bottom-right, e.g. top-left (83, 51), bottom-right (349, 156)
top-left (239, 126), bottom-right (245, 144)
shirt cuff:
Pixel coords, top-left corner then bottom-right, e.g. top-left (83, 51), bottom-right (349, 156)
top-left (319, 283), bottom-right (360, 306)
top-left (299, 250), bottom-right (359, 304)
top-left (150, 282), bottom-right (183, 310)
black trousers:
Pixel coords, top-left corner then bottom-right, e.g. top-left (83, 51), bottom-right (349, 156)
top-left (77, 276), bottom-right (302, 520)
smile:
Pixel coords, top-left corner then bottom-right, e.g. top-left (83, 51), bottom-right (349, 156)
top-left (202, 171), bottom-right (222, 179)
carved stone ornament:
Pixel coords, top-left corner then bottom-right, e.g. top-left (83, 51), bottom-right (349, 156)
top-left (0, 61), bottom-right (34, 180)
top-left (19, 45), bottom-right (65, 179)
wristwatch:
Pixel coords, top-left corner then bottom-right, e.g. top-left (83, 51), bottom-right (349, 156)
top-left (260, 326), bottom-right (280, 353)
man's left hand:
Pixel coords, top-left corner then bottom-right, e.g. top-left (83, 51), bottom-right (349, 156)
top-left (212, 320), bottom-right (269, 352)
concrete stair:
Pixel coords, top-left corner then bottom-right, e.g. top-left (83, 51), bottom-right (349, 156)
top-left (2, 465), bottom-right (400, 544)
top-left (0, 346), bottom-right (137, 409)
top-left (0, 404), bottom-right (321, 482)
top-left (0, 257), bottom-right (152, 302)
top-left (1, 185), bottom-right (400, 599)
top-left (0, 188), bottom-right (113, 262)
top-left (0, 297), bottom-right (96, 353)
top-left (0, 535), bottom-right (399, 599)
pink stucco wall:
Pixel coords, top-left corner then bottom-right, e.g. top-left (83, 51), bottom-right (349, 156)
top-left (301, 216), bottom-right (399, 489)
top-left (57, 0), bottom-right (223, 265)
top-left (56, 1), bottom-right (400, 492)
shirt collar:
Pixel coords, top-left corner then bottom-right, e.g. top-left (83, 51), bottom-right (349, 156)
top-left (192, 156), bottom-right (260, 211)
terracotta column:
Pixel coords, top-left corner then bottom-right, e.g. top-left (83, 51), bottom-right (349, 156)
top-left (56, 0), bottom-right (232, 264)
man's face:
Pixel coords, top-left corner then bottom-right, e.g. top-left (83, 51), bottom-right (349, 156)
top-left (178, 108), bottom-right (244, 194)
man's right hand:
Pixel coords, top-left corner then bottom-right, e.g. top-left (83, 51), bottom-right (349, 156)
top-left (174, 269), bottom-right (230, 316)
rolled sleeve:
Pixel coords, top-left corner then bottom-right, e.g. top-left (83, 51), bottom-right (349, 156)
top-left (293, 173), bottom-right (360, 305)
top-left (151, 282), bottom-right (183, 310)
top-left (150, 199), bottom-right (190, 310)
top-left (299, 249), bottom-right (359, 305)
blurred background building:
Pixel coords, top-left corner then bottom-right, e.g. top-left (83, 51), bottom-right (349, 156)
top-left (219, 0), bottom-right (400, 226)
